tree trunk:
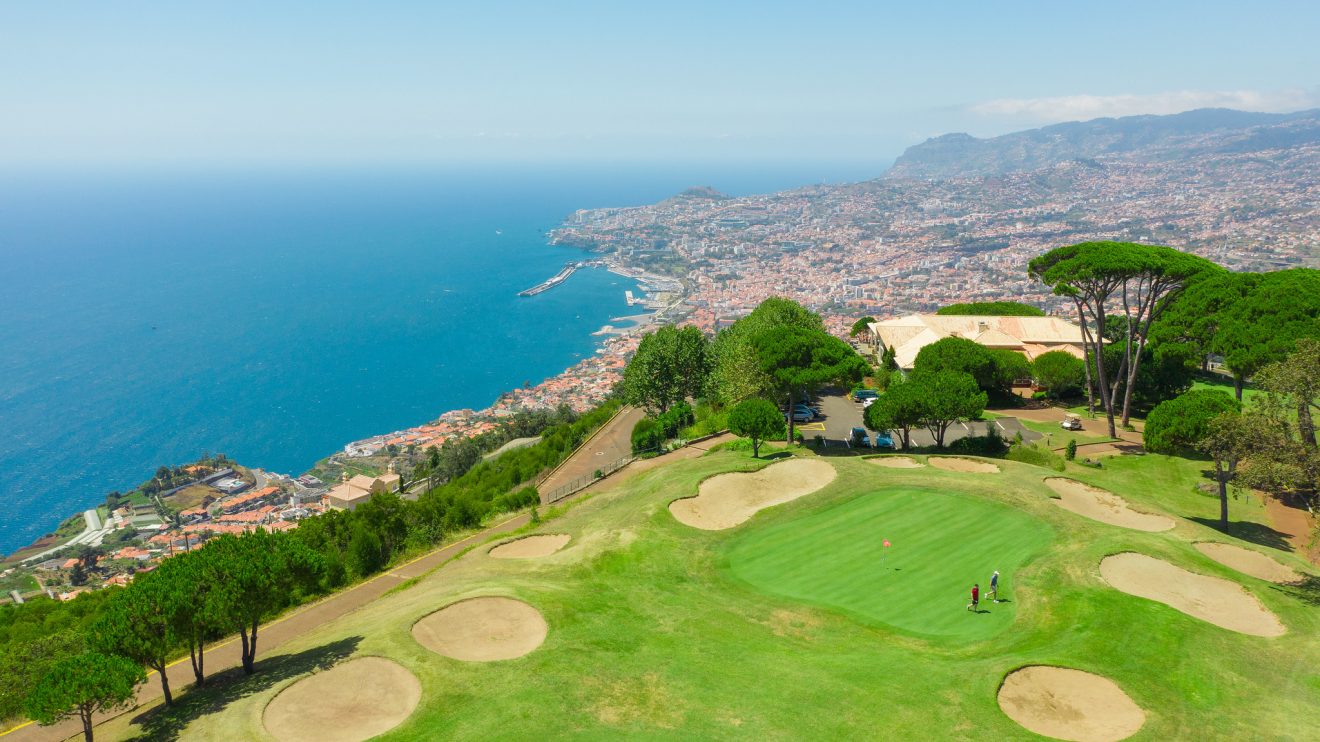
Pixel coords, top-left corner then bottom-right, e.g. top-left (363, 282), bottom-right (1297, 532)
top-left (1233, 375), bottom-right (1244, 401)
top-left (1297, 401), bottom-right (1316, 447)
top-left (247, 618), bottom-right (260, 673)
top-left (1216, 459), bottom-right (1229, 530)
top-left (785, 391), bottom-right (796, 445)
top-left (80, 707), bottom-right (94, 742)
top-left (157, 661), bottom-right (173, 706)
top-left (752, 438), bottom-right (760, 458)
top-left (1086, 307), bottom-right (1117, 439)
top-left (190, 637), bottom-right (206, 686)
top-left (239, 628), bottom-right (253, 675)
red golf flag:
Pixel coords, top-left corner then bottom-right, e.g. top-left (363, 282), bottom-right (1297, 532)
top-left (883, 540), bottom-right (891, 548)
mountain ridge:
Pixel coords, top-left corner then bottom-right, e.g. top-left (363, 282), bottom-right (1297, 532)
top-left (888, 107), bottom-right (1320, 179)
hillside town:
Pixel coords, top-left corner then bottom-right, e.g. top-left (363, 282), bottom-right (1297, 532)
top-left (551, 137), bottom-right (1319, 322)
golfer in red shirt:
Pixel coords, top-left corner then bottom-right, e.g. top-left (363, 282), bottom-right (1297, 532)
top-left (967, 583), bottom-right (980, 612)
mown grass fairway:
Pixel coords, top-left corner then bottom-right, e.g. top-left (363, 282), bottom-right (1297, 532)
top-left (727, 487), bottom-right (1052, 639)
top-left (102, 451), bottom-right (1320, 741)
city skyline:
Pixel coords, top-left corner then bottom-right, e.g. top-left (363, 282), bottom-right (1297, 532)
top-left (2, 1), bottom-right (1318, 167)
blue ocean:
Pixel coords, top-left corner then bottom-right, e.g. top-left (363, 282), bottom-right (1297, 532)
top-left (0, 162), bottom-right (884, 553)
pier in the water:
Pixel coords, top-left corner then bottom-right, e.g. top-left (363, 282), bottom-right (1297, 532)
top-left (518, 262), bottom-right (582, 297)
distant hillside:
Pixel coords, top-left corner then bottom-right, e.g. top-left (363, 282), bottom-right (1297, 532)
top-left (888, 108), bottom-right (1320, 179)
top-left (660, 186), bottom-right (731, 206)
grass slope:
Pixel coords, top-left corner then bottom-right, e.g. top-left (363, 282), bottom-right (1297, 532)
top-left (104, 451), bottom-right (1320, 741)
top-left (726, 487), bottom-right (1052, 639)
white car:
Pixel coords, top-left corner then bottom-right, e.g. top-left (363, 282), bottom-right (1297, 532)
top-left (862, 397), bottom-right (878, 409)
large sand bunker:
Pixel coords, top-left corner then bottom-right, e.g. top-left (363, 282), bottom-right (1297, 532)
top-left (263, 656), bottom-right (421, 742)
top-left (928, 457), bottom-right (1000, 473)
top-left (1045, 478), bottom-right (1175, 532)
top-left (1100, 553), bottom-right (1285, 637)
top-left (1195, 542), bottom-right (1300, 584)
top-left (669, 458), bottom-right (836, 530)
top-left (867, 456), bottom-right (925, 469)
top-left (490, 534), bottom-right (571, 559)
top-left (998, 665), bottom-right (1145, 742)
top-left (413, 597), bottom-right (548, 661)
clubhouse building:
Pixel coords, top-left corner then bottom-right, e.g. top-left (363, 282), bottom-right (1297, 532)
top-left (867, 314), bottom-right (1087, 371)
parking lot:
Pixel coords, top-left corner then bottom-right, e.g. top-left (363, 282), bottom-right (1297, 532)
top-left (795, 388), bottom-right (1043, 451)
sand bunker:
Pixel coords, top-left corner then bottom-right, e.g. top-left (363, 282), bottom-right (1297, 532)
top-left (489, 534), bottom-right (571, 559)
top-left (669, 458), bottom-right (836, 530)
top-left (263, 656), bottom-right (421, 742)
top-left (1100, 553), bottom-right (1285, 637)
top-left (998, 666), bottom-right (1145, 742)
top-left (1045, 478), bottom-right (1175, 532)
top-left (1195, 542), bottom-right (1300, 584)
top-left (413, 597), bottom-right (548, 661)
top-left (928, 457), bottom-right (1000, 473)
top-left (867, 456), bottom-right (925, 469)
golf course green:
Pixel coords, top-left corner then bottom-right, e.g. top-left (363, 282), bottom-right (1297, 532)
top-left (726, 487), bottom-right (1053, 639)
top-left (101, 450), bottom-right (1320, 741)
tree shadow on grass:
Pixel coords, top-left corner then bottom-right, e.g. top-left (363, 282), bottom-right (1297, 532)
top-left (1188, 518), bottom-right (1294, 552)
top-left (123, 636), bottom-right (363, 741)
top-left (1274, 575), bottom-right (1320, 607)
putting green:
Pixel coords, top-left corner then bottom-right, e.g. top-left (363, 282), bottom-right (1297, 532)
top-left (725, 486), bottom-right (1053, 640)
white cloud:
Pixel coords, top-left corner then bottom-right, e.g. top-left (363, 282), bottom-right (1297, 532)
top-left (969, 88), bottom-right (1320, 122)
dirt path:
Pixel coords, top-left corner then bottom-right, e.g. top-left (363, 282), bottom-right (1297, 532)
top-left (1261, 492), bottom-right (1319, 566)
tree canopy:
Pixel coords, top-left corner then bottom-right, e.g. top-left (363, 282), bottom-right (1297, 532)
top-left (849, 316), bottom-right (876, 337)
top-left (749, 324), bottom-right (868, 442)
top-left (913, 337), bottom-right (994, 389)
top-left (1155, 269), bottom-right (1320, 399)
top-left (863, 380), bottom-right (926, 450)
top-left (710, 297), bottom-right (824, 404)
top-left (913, 337), bottom-right (1026, 396)
top-left (1144, 389), bottom-right (1240, 455)
top-left (620, 325), bottom-right (711, 414)
top-left (24, 651), bottom-right (143, 742)
top-left (1029, 240), bottom-right (1222, 435)
top-left (1032, 350), bottom-right (1085, 398)
top-left (936, 301), bottom-right (1045, 316)
top-left (911, 371), bottom-right (987, 448)
top-left (727, 399), bottom-right (785, 458)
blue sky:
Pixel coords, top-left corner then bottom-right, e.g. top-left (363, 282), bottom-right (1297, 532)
top-left (2, 0), bottom-right (1317, 167)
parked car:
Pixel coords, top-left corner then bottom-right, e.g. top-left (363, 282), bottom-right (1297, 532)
top-left (850, 427), bottom-right (870, 447)
top-left (872, 432), bottom-right (896, 449)
top-left (853, 389), bottom-right (879, 403)
top-left (785, 408), bottom-right (814, 423)
top-left (862, 397), bottom-right (878, 409)
top-left (1061, 413), bottom-right (1084, 431)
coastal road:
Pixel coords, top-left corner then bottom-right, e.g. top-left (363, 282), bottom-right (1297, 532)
top-left (19, 510), bottom-right (105, 565)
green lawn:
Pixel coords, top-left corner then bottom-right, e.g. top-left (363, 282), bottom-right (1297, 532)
top-left (727, 487), bottom-right (1052, 639)
top-left (101, 450), bottom-right (1320, 741)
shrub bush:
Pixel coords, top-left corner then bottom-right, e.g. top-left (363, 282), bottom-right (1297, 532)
top-left (631, 418), bottom-right (664, 454)
top-left (946, 431), bottom-right (1008, 456)
top-left (1005, 444), bottom-right (1066, 471)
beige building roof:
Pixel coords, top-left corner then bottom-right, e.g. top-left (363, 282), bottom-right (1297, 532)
top-left (326, 472), bottom-right (402, 511)
top-left (869, 314), bottom-right (1086, 370)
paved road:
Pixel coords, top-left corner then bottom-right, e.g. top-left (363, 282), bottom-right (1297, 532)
top-left (537, 406), bottom-right (644, 503)
top-left (20, 510), bottom-right (108, 565)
